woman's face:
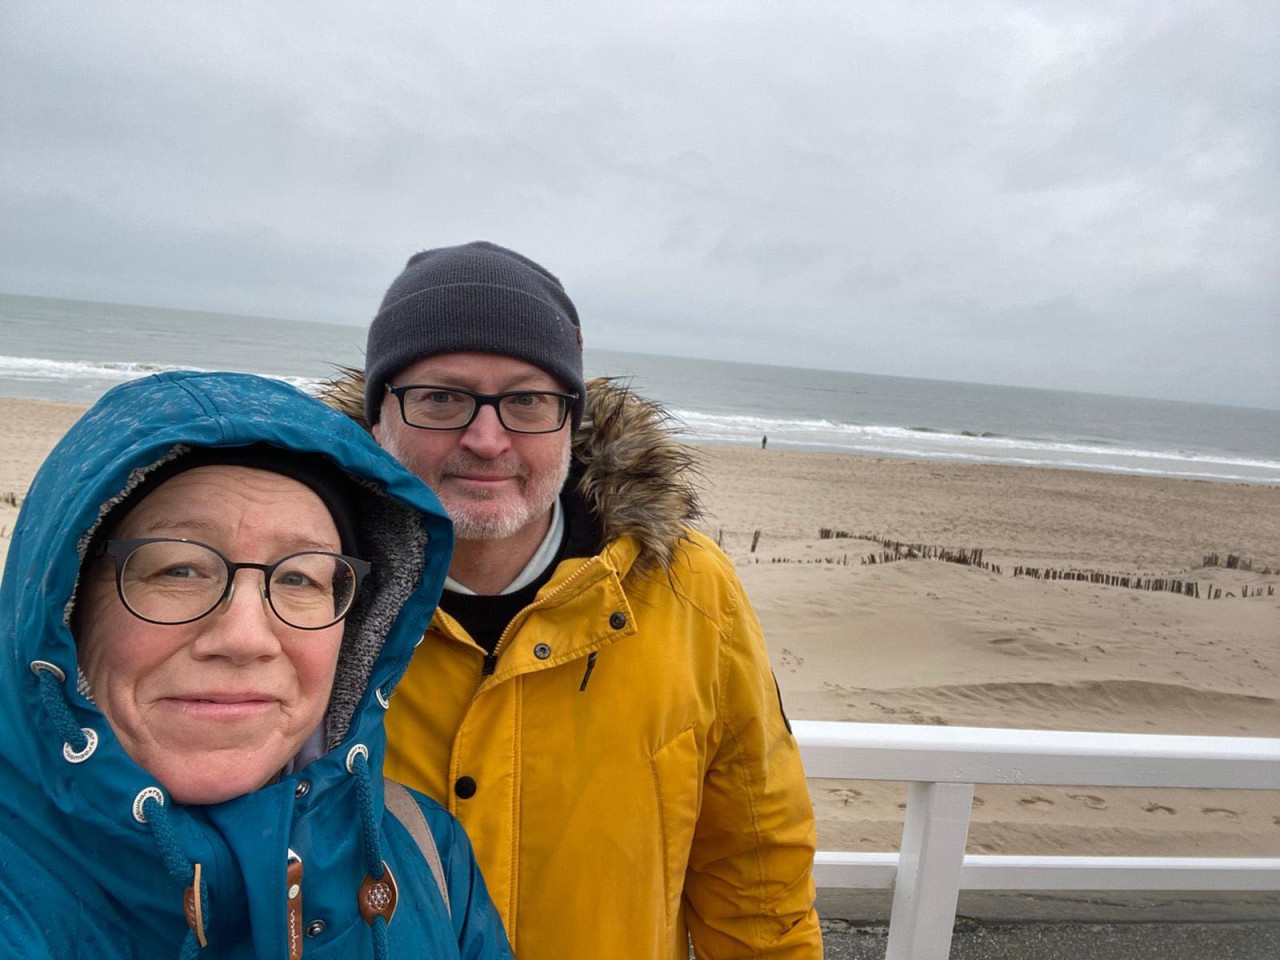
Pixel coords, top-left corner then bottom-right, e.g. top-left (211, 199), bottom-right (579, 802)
top-left (77, 465), bottom-right (346, 805)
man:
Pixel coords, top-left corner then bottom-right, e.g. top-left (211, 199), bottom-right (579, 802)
top-left (330, 241), bottom-right (822, 958)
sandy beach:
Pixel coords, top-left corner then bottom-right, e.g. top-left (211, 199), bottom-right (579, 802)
top-left (4, 396), bottom-right (1278, 865)
top-left (697, 445), bottom-right (1280, 864)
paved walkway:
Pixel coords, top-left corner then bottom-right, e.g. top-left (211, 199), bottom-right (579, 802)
top-left (820, 918), bottom-right (1280, 959)
top-left (813, 891), bottom-right (1280, 958)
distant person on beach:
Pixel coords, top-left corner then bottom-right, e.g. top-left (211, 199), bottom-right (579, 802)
top-left (323, 241), bottom-right (821, 958)
top-left (0, 371), bottom-right (512, 958)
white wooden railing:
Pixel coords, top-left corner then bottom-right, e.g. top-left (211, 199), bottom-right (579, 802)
top-left (793, 720), bottom-right (1280, 960)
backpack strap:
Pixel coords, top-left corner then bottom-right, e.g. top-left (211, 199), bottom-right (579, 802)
top-left (383, 778), bottom-right (452, 920)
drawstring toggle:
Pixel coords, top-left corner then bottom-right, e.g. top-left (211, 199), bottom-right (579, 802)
top-left (184, 862), bottom-right (209, 948)
top-left (358, 861), bottom-right (398, 926)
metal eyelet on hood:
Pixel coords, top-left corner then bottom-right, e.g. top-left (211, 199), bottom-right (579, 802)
top-left (345, 744), bottom-right (369, 774)
top-left (63, 727), bottom-right (98, 763)
top-left (29, 660), bottom-right (67, 682)
top-left (132, 787), bottom-right (165, 824)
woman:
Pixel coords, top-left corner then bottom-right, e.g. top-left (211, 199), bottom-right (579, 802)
top-left (0, 371), bottom-right (513, 959)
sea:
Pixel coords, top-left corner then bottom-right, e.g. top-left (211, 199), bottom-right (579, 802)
top-left (2, 292), bottom-right (1277, 486)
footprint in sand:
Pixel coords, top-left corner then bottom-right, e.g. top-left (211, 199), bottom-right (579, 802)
top-left (1067, 793), bottom-right (1108, 811)
top-left (1017, 796), bottom-right (1055, 808)
top-left (1202, 807), bottom-right (1240, 822)
top-left (1143, 802), bottom-right (1176, 815)
top-left (777, 647), bottom-right (804, 670)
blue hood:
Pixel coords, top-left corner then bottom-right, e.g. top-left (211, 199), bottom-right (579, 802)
top-left (0, 371), bottom-right (454, 957)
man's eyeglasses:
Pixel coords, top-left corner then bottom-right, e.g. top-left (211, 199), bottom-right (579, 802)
top-left (385, 384), bottom-right (577, 434)
top-left (95, 538), bottom-right (371, 630)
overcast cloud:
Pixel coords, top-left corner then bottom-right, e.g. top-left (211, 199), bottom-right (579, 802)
top-left (2, 0), bottom-right (1276, 408)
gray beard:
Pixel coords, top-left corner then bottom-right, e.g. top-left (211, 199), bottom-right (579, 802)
top-left (448, 445), bottom-right (570, 541)
top-left (381, 429), bottom-right (571, 543)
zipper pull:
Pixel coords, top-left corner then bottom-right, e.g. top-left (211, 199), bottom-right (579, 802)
top-left (579, 651), bottom-right (598, 692)
top-left (481, 653), bottom-right (498, 676)
top-left (286, 848), bottom-right (304, 959)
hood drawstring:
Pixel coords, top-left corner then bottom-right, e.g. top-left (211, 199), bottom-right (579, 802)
top-left (32, 661), bottom-right (97, 762)
top-left (35, 661), bottom-right (404, 959)
top-left (136, 789), bottom-right (209, 960)
top-left (33, 661), bottom-right (207, 959)
top-left (347, 744), bottom-right (397, 960)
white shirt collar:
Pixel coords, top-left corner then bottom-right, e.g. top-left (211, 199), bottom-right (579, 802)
top-left (444, 497), bottom-right (565, 596)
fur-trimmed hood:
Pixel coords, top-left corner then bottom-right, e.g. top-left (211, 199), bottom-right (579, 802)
top-left (320, 369), bottom-right (702, 574)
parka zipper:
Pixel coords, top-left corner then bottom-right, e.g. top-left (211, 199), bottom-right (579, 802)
top-left (477, 556), bottom-right (611, 680)
top-left (446, 556), bottom-right (619, 686)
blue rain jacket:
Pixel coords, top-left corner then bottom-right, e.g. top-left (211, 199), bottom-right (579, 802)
top-left (0, 371), bottom-right (513, 959)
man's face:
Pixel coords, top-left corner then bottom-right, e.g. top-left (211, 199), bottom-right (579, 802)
top-left (373, 352), bottom-right (573, 542)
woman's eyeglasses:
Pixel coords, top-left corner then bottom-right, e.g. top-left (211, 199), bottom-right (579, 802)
top-left (95, 538), bottom-right (370, 630)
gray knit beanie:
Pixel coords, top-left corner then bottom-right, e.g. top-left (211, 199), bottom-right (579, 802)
top-left (364, 241), bottom-right (585, 428)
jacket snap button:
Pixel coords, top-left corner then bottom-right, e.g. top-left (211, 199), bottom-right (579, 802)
top-left (455, 775), bottom-right (478, 799)
top-left (533, 642), bottom-right (552, 660)
top-left (294, 780), bottom-right (310, 799)
top-left (305, 919), bottom-right (325, 937)
top-left (609, 611), bottom-right (627, 629)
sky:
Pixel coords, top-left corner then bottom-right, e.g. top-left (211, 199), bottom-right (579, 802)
top-left (2, 1), bottom-right (1277, 409)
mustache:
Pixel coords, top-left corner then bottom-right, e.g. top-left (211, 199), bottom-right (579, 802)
top-left (437, 453), bottom-right (530, 480)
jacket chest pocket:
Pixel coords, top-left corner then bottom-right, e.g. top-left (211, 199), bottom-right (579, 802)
top-left (650, 725), bottom-right (702, 927)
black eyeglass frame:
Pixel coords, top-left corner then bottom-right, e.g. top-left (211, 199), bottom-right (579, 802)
top-left (95, 537), bottom-right (372, 630)
top-left (385, 383), bottom-right (579, 434)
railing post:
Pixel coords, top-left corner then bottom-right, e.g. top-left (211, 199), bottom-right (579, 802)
top-left (885, 780), bottom-right (975, 960)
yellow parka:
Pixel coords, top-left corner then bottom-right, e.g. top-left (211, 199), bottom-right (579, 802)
top-left (329, 376), bottom-right (822, 958)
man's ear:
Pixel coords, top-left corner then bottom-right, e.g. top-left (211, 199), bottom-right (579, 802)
top-left (371, 420), bottom-right (384, 444)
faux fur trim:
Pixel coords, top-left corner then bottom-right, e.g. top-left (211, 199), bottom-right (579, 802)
top-left (318, 368), bottom-right (702, 574)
